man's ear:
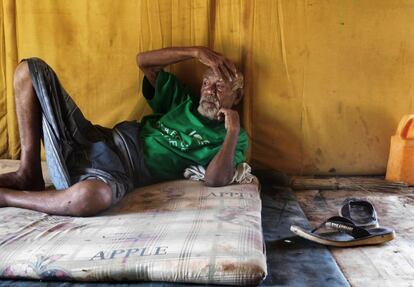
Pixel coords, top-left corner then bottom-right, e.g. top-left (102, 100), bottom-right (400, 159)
top-left (233, 90), bottom-right (243, 106)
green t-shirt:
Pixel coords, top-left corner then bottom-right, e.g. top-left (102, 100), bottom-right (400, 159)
top-left (140, 70), bottom-right (248, 181)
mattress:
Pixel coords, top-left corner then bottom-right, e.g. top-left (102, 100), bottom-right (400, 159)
top-left (0, 180), bottom-right (267, 286)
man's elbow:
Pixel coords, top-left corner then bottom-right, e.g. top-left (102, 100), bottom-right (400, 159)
top-left (136, 53), bottom-right (145, 68)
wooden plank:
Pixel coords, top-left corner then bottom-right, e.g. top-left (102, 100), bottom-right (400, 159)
top-left (290, 176), bottom-right (408, 191)
top-left (295, 186), bottom-right (414, 287)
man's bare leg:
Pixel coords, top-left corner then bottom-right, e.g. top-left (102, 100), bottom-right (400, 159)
top-left (0, 62), bottom-right (113, 216)
top-left (0, 61), bottom-right (45, 190)
top-left (0, 179), bottom-right (112, 216)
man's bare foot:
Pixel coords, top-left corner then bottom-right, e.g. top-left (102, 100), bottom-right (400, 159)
top-left (0, 170), bottom-right (45, 191)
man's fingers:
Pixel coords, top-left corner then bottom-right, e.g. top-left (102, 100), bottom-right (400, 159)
top-left (218, 109), bottom-right (226, 116)
top-left (216, 53), bottom-right (236, 76)
top-left (218, 108), bottom-right (231, 116)
top-left (212, 65), bottom-right (222, 78)
top-left (212, 62), bottom-right (229, 81)
top-left (212, 50), bottom-right (224, 57)
top-left (223, 59), bottom-right (237, 77)
top-left (218, 64), bottom-right (232, 82)
top-left (201, 48), bottom-right (238, 79)
top-left (217, 109), bottom-right (226, 121)
top-left (210, 53), bottom-right (232, 80)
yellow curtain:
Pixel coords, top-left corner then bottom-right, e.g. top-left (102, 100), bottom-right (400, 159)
top-left (1, 0), bottom-right (19, 159)
top-left (2, 0), bottom-right (414, 175)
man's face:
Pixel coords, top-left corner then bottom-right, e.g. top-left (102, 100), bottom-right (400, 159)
top-left (197, 69), bottom-right (239, 121)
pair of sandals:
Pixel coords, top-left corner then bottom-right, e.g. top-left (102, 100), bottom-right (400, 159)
top-left (291, 199), bottom-right (396, 247)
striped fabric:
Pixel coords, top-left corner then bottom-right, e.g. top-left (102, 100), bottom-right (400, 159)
top-left (0, 180), bottom-right (267, 285)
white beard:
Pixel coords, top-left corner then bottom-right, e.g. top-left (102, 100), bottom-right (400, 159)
top-left (198, 96), bottom-right (220, 120)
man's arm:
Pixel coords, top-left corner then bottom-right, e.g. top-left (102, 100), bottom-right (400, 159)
top-left (136, 46), bottom-right (237, 86)
top-left (204, 109), bottom-right (240, 187)
top-left (136, 47), bottom-right (197, 86)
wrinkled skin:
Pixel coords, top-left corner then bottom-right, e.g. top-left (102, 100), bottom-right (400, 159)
top-left (198, 69), bottom-right (243, 121)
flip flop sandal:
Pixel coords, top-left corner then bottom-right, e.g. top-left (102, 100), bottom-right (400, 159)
top-left (339, 198), bottom-right (379, 228)
top-left (290, 216), bottom-right (395, 247)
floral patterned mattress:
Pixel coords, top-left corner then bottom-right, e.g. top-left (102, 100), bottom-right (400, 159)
top-left (0, 180), bottom-right (267, 285)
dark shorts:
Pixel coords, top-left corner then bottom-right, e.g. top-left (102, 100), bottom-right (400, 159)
top-left (26, 58), bottom-right (151, 205)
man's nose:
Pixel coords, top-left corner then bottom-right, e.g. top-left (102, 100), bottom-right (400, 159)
top-left (206, 84), bottom-right (216, 94)
top-left (205, 86), bottom-right (214, 95)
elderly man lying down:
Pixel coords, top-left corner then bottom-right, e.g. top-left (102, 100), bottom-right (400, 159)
top-left (0, 46), bottom-right (247, 216)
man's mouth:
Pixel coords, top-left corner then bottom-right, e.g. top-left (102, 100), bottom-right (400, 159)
top-left (200, 96), bottom-right (220, 110)
top-left (202, 101), bottom-right (216, 108)
top-left (198, 99), bottom-right (220, 120)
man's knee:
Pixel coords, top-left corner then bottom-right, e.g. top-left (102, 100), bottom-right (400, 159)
top-left (68, 180), bottom-right (112, 217)
top-left (13, 61), bottom-right (32, 90)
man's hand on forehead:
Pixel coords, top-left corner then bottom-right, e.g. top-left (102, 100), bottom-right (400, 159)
top-left (196, 47), bottom-right (238, 82)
